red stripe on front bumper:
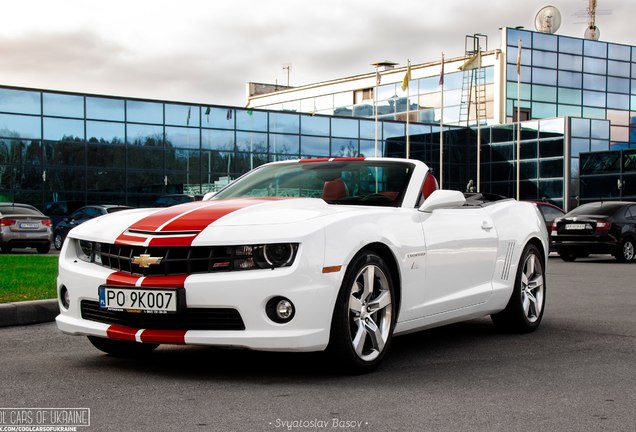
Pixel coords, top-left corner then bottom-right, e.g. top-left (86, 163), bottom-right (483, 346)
top-left (106, 272), bottom-right (141, 286)
top-left (140, 329), bottom-right (187, 344)
top-left (106, 324), bottom-right (138, 342)
top-left (140, 275), bottom-right (188, 288)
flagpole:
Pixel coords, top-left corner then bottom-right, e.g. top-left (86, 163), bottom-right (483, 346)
top-left (516, 39), bottom-right (522, 200)
top-left (405, 60), bottom-right (411, 158)
top-left (374, 65), bottom-right (379, 157)
top-left (439, 53), bottom-right (444, 189)
top-left (476, 49), bottom-right (481, 193)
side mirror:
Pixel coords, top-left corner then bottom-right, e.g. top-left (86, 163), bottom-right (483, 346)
top-left (418, 190), bottom-right (466, 213)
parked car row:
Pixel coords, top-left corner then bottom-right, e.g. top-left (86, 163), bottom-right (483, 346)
top-left (1, 194), bottom-right (202, 253)
top-left (2, 193), bottom-right (634, 262)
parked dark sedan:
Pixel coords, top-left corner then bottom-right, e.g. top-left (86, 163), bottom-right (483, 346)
top-left (53, 205), bottom-right (132, 250)
top-left (0, 203), bottom-right (52, 253)
top-left (552, 201), bottom-right (636, 262)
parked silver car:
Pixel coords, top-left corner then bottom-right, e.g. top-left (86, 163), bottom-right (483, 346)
top-left (0, 203), bottom-right (53, 253)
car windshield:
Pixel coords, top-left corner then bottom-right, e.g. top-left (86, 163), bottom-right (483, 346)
top-left (213, 160), bottom-right (415, 207)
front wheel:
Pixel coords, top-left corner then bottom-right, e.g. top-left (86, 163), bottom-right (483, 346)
top-left (328, 251), bottom-right (396, 373)
top-left (492, 244), bottom-right (546, 333)
top-left (88, 336), bottom-right (158, 357)
top-left (614, 237), bottom-right (635, 263)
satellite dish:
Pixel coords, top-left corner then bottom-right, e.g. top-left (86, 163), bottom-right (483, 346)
top-left (584, 26), bottom-right (600, 40)
top-left (534, 6), bottom-right (562, 34)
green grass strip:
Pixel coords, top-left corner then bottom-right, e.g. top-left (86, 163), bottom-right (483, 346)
top-left (0, 255), bottom-right (58, 303)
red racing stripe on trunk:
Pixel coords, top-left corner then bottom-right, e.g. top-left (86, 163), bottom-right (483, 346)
top-left (106, 325), bottom-right (138, 342)
top-left (106, 272), bottom-right (141, 286)
top-left (140, 329), bottom-right (187, 344)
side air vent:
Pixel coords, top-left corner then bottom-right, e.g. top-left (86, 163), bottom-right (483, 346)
top-left (501, 242), bottom-right (516, 281)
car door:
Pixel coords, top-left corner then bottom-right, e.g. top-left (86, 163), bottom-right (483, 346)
top-left (417, 206), bottom-right (498, 317)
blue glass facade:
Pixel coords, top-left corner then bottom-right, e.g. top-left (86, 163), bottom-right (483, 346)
top-left (0, 85), bottom-right (473, 209)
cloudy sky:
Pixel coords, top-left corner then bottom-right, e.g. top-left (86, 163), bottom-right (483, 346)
top-left (0, 0), bottom-right (631, 107)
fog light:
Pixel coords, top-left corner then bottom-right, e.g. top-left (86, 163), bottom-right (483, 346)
top-left (266, 297), bottom-right (295, 323)
top-left (60, 286), bottom-right (70, 310)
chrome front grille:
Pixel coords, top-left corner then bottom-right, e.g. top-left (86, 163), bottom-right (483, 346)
top-left (95, 243), bottom-right (251, 276)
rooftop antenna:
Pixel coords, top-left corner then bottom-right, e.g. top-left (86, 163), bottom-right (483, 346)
top-left (282, 63), bottom-right (292, 87)
top-left (585, 0), bottom-right (600, 40)
top-left (534, 5), bottom-right (562, 34)
top-left (575, 0), bottom-right (611, 41)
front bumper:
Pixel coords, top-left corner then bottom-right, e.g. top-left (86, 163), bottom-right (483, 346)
top-left (56, 237), bottom-right (343, 352)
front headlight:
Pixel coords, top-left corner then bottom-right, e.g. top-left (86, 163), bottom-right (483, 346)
top-left (77, 240), bottom-right (94, 262)
top-left (235, 243), bottom-right (298, 270)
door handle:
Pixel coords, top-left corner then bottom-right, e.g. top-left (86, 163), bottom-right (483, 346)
top-left (481, 221), bottom-right (493, 231)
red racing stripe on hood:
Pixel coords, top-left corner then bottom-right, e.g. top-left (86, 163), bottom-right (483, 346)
top-left (115, 198), bottom-right (277, 246)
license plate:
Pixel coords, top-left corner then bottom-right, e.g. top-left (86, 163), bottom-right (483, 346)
top-left (19, 222), bottom-right (39, 229)
top-left (98, 287), bottom-right (178, 314)
top-left (565, 223), bottom-right (586, 230)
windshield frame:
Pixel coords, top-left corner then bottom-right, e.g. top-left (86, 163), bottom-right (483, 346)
top-left (213, 160), bottom-right (416, 208)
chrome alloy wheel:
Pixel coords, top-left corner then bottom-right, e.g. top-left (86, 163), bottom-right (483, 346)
top-left (348, 264), bottom-right (393, 362)
top-left (520, 252), bottom-right (545, 323)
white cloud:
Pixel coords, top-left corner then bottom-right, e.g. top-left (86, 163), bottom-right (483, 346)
top-left (0, 0), bottom-right (632, 106)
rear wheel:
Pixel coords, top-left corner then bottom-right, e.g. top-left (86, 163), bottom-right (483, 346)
top-left (615, 237), bottom-right (635, 263)
top-left (88, 336), bottom-right (158, 357)
top-left (1, 245), bottom-right (11, 253)
top-left (328, 251), bottom-right (396, 373)
top-left (492, 244), bottom-right (546, 333)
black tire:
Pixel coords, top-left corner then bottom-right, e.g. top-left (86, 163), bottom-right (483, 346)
top-left (328, 251), bottom-right (396, 374)
top-left (558, 251), bottom-right (576, 262)
top-left (614, 237), bottom-right (635, 263)
top-left (88, 336), bottom-right (158, 357)
top-left (492, 244), bottom-right (546, 333)
top-left (36, 243), bottom-right (50, 254)
top-left (1, 245), bottom-right (11, 253)
top-left (54, 233), bottom-right (64, 250)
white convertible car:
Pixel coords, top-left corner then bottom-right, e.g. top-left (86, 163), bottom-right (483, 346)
top-left (56, 157), bottom-right (548, 372)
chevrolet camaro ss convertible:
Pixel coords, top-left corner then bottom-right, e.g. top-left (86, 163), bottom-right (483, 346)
top-left (56, 158), bottom-right (548, 372)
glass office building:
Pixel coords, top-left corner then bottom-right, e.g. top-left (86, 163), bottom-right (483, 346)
top-left (1, 27), bottom-right (635, 212)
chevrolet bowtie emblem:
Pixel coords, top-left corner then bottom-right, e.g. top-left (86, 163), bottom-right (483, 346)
top-left (132, 254), bottom-right (163, 268)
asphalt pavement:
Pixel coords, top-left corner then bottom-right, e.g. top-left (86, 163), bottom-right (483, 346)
top-left (0, 256), bottom-right (634, 432)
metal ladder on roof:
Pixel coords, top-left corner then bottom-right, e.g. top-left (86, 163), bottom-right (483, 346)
top-left (459, 34), bottom-right (488, 127)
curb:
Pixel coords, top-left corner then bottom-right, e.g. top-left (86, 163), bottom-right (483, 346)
top-left (0, 299), bottom-right (59, 327)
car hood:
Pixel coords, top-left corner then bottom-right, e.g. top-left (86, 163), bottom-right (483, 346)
top-left (68, 198), bottom-right (368, 245)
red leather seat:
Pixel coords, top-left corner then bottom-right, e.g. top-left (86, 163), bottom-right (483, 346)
top-left (421, 174), bottom-right (438, 200)
top-left (322, 178), bottom-right (348, 200)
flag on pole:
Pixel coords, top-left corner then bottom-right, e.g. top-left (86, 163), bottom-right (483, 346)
top-left (375, 69), bottom-right (381, 86)
top-left (459, 53), bottom-right (481, 71)
top-left (401, 61), bottom-right (411, 92)
top-left (516, 40), bottom-right (522, 75)
top-left (439, 54), bottom-right (445, 86)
